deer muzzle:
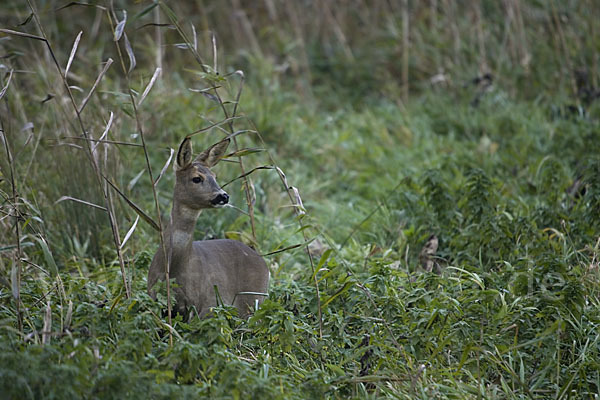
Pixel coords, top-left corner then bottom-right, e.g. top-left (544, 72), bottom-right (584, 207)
top-left (211, 192), bottom-right (229, 206)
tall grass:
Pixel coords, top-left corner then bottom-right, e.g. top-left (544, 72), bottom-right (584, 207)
top-left (1, 0), bottom-right (599, 398)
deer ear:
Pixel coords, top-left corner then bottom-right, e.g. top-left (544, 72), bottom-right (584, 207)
top-left (195, 139), bottom-right (230, 167)
top-left (176, 137), bottom-right (194, 171)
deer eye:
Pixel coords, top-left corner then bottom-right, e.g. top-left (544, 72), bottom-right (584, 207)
top-left (192, 176), bottom-right (204, 184)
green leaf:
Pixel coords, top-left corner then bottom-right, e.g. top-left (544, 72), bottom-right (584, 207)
top-left (325, 363), bottom-right (345, 376)
top-left (321, 281), bottom-right (354, 309)
top-left (35, 236), bottom-right (59, 277)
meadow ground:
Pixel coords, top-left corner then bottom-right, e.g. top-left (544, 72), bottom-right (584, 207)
top-left (1, 1), bottom-right (599, 398)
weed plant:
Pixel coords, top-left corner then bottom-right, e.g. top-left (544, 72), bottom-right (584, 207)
top-left (1, 1), bottom-right (599, 398)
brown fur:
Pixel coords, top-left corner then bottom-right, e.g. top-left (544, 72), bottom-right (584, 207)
top-left (148, 138), bottom-right (269, 318)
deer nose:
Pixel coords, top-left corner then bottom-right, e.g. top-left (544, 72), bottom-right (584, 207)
top-left (211, 192), bottom-right (229, 206)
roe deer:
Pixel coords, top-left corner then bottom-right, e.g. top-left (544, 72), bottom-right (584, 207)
top-left (148, 137), bottom-right (269, 318)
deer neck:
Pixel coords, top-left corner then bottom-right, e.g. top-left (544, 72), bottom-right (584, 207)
top-left (168, 202), bottom-right (201, 272)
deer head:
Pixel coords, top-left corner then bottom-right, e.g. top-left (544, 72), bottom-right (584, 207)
top-left (173, 137), bottom-right (231, 211)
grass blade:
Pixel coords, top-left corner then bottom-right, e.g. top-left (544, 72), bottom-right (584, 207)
top-left (65, 31), bottom-right (82, 78)
top-left (120, 215), bottom-right (139, 250)
top-left (103, 177), bottom-right (160, 231)
top-left (225, 147), bottom-right (264, 158)
top-left (56, 2), bottom-right (106, 11)
top-left (132, 2), bottom-right (159, 21)
top-left (78, 58), bottom-right (113, 113)
top-left (55, 195), bottom-right (108, 211)
top-left (138, 67), bottom-right (161, 105)
top-left (212, 31), bottom-right (217, 70)
top-left (35, 236), bottom-right (59, 278)
top-left (0, 28), bottom-right (44, 41)
top-left (42, 301), bottom-right (52, 345)
top-left (123, 32), bottom-right (136, 74)
top-left (10, 261), bottom-right (19, 300)
top-left (290, 186), bottom-right (306, 216)
top-left (321, 281), bottom-right (354, 309)
top-left (221, 165), bottom-right (273, 187)
top-left (187, 116), bottom-right (242, 137)
top-left (275, 166), bottom-right (290, 189)
top-left (93, 111), bottom-right (114, 152)
top-left (154, 147), bottom-right (174, 187)
top-left (64, 136), bottom-right (142, 147)
top-left (191, 22), bottom-right (197, 51)
top-left (114, 10), bottom-right (127, 41)
top-left (0, 69), bottom-right (13, 101)
top-left (127, 169), bottom-right (145, 190)
top-left (261, 243), bottom-right (305, 257)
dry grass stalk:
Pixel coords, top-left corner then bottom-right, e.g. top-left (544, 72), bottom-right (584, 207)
top-left (245, 123), bottom-right (322, 338)
top-left (138, 67), bottom-right (162, 106)
top-left (65, 31), bottom-right (82, 78)
top-left (0, 75), bottom-right (24, 332)
top-left (64, 300), bottom-right (73, 332)
top-left (474, 1), bottom-right (488, 73)
top-left (14, 0), bottom-right (134, 299)
top-left (108, 3), bottom-right (172, 340)
top-left (590, 0), bottom-right (599, 89)
top-left (284, 1), bottom-right (313, 98)
top-left (103, 177), bottom-right (159, 231)
top-left (66, 136), bottom-right (142, 148)
top-left (120, 216), bottom-right (140, 250)
top-left (230, 0), bottom-right (262, 57)
top-left (443, 0), bottom-right (461, 68)
top-left (161, 3), bottom-right (260, 245)
top-left (512, 0), bottom-right (530, 68)
top-left (321, 0), bottom-right (354, 61)
top-left (228, 70), bottom-right (258, 240)
top-left (154, 5), bottom-right (163, 71)
top-left (54, 196), bottom-right (107, 211)
top-left (549, 0), bottom-right (578, 97)
top-left (78, 58), bottom-right (113, 113)
top-left (153, 148), bottom-right (174, 187)
top-left (93, 111), bottom-right (114, 154)
top-left (42, 300), bottom-right (51, 345)
top-left (402, 0), bottom-right (410, 102)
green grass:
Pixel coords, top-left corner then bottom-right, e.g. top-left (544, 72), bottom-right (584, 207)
top-left (1, 1), bottom-right (600, 398)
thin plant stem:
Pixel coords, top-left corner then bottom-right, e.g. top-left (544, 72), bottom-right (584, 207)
top-left (25, 0), bottom-right (131, 299)
top-left (244, 116), bottom-right (323, 339)
top-left (0, 92), bottom-right (23, 333)
top-left (402, 0), bottom-right (409, 102)
top-left (160, 1), bottom-right (257, 241)
top-left (106, 5), bottom-right (173, 344)
top-left (549, 0), bottom-right (578, 98)
top-left (339, 180), bottom-right (405, 249)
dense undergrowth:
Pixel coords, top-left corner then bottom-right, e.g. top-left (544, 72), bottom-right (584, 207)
top-left (1, 1), bottom-right (599, 398)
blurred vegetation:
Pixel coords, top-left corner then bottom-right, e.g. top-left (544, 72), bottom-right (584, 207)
top-left (1, 0), bottom-right (599, 398)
